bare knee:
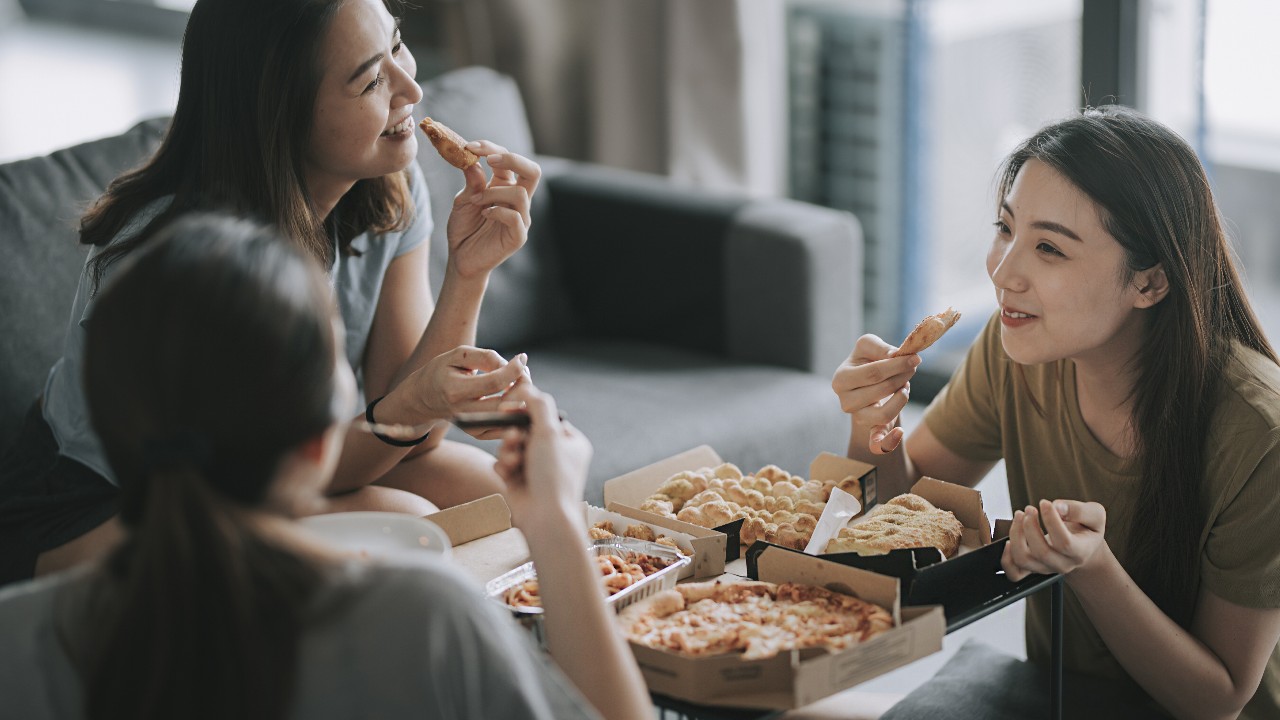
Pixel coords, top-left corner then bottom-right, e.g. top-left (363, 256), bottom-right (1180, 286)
top-left (321, 485), bottom-right (439, 516)
top-left (375, 440), bottom-right (505, 509)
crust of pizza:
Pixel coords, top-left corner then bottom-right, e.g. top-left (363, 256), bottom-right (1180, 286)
top-left (418, 116), bottom-right (480, 169)
top-left (619, 580), bottom-right (894, 660)
top-left (889, 307), bottom-right (961, 357)
top-left (824, 493), bottom-right (964, 558)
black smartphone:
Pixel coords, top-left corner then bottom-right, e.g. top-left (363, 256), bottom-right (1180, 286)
top-left (451, 410), bottom-right (566, 429)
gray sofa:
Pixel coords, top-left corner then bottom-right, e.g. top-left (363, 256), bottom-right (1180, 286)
top-left (0, 66), bottom-right (862, 505)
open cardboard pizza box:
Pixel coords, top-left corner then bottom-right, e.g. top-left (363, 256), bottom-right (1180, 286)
top-left (625, 545), bottom-right (945, 710)
top-left (794, 476), bottom-right (1044, 625)
top-left (603, 446), bottom-right (878, 580)
top-left (424, 493), bottom-right (531, 585)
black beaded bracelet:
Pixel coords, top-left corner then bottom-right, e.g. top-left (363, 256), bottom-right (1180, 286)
top-left (365, 395), bottom-right (431, 447)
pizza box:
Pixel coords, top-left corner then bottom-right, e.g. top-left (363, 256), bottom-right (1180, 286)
top-left (584, 503), bottom-right (702, 579)
top-left (424, 493), bottom-right (531, 586)
top-left (424, 493), bottom-right (706, 583)
top-left (602, 446), bottom-right (878, 577)
top-left (624, 545), bottom-right (945, 710)
top-left (798, 476), bottom-right (1041, 624)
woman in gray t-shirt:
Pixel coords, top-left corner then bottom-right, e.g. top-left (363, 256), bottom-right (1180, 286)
top-left (0, 0), bottom-right (540, 584)
top-left (0, 214), bottom-right (652, 720)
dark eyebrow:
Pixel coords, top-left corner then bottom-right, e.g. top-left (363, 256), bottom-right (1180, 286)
top-left (345, 20), bottom-right (402, 85)
top-left (1000, 201), bottom-right (1082, 241)
top-left (347, 53), bottom-right (383, 85)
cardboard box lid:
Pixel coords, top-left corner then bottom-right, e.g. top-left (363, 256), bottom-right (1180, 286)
top-left (603, 445), bottom-right (723, 509)
top-left (911, 476), bottom-right (992, 545)
top-left (424, 493), bottom-right (511, 546)
top-left (425, 494), bottom-right (529, 585)
top-left (810, 452), bottom-right (878, 507)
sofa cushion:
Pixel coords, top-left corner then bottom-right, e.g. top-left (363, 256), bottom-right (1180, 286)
top-left (416, 66), bottom-right (577, 353)
top-left (441, 338), bottom-right (851, 505)
top-left (0, 119), bottom-right (168, 443)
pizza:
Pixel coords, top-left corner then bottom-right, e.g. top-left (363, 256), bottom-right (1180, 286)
top-left (619, 580), bottom-right (894, 660)
top-left (889, 307), bottom-right (961, 357)
top-left (823, 493), bottom-right (964, 558)
top-left (637, 463), bottom-right (862, 550)
top-left (418, 116), bottom-right (480, 169)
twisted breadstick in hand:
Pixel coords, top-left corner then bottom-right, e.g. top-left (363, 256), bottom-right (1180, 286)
top-left (889, 307), bottom-right (961, 357)
top-left (418, 116), bottom-right (480, 169)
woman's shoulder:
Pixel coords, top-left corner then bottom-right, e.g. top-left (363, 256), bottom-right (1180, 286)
top-left (1217, 342), bottom-right (1280, 435)
top-left (0, 568), bottom-right (83, 623)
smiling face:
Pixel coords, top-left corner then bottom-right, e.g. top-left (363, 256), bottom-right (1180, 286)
top-left (305, 0), bottom-right (421, 213)
top-left (987, 159), bottom-right (1162, 369)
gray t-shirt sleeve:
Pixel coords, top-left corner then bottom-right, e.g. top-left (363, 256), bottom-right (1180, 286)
top-left (41, 198), bottom-right (173, 484)
top-left (395, 162), bottom-right (433, 258)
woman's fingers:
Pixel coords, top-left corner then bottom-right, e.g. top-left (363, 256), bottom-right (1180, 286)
top-left (472, 185), bottom-right (531, 226)
top-left (832, 356), bottom-right (918, 414)
top-left (1004, 510), bottom-right (1052, 576)
top-left (447, 354), bottom-right (527, 402)
top-left (1001, 521), bottom-right (1030, 581)
top-left (466, 141), bottom-right (541, 193)
top-left (868, 424), bottom-right (904, 455)
top-left (1039, 499), bottom-right (1076, 554)
top-left (494, 433), bottom-right (524, 484)
top-left (1020, 507), bottom-right (1054, 557)
top-left (480, 206), bottom-right (526, 233)
top-left (488, 153), bottom-right (541, 195)
top-left (1060, 500), bottom-right (1106, 533)
top-left (445, 346), bottom-right (506, 373)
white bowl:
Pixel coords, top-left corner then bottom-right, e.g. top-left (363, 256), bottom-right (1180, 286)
top-left (300, 512), bottom-right (451, 560)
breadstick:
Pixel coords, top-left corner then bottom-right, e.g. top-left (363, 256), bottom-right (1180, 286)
top-left (418, 116), bottom-right (479, 169)
top-left (889, 307), bottom-right (961, 357)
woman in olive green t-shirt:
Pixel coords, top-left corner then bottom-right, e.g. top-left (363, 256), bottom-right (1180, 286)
top-left (833, 106), bottom-right (1280, 719)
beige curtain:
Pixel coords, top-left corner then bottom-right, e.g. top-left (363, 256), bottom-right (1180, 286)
top-left (479, 0), bottom-right (787, 197)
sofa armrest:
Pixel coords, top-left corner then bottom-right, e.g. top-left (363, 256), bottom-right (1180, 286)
top-left (542, 160), bottom-right (861, 374)
top-left (724, 199), bottom-right (861, 374)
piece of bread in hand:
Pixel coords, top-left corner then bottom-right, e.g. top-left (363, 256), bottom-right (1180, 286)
top-left (889, 307), bottom-right (961, 357)
top-left (418, 116), bottom-right (480, 169)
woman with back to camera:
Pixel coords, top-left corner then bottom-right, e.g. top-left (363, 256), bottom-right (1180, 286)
top-left (0, 214), bottom-right (652, 720)
top-left (0, 0), bottom-right (540, 584)
top-left (832, 106), bottom-right (1280, 718)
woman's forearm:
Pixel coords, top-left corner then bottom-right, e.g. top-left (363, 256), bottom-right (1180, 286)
top-left (1068, 544), bottom-right (1249, 720)
top-left (389, 266), bottom-right (488, 389)
top-left (328, 391), bottom-right (443, 492)
top-left (524, 513), bottom-right (652, 720)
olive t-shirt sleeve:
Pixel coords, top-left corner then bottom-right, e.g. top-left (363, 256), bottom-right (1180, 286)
top-left (922, 312), bottom-right (1006, 463)
top-left (1200, 430), bottom-right (1280, 608)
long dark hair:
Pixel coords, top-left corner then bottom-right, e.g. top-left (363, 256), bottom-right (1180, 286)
top-left (75, 213), bottom-right (343, 720)
top-left (81, 0), bottom-right (412, 288)
top-left (997, 106), bottom-right (1276, 626)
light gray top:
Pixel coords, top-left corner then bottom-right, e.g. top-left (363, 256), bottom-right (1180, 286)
top-left (0, 554), bottom-right (600, 720)
top-left (41, 165), bottom-right (432, 484)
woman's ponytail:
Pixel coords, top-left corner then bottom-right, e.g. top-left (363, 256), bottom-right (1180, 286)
top-left (81, 458), bottom-right (321, 720)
